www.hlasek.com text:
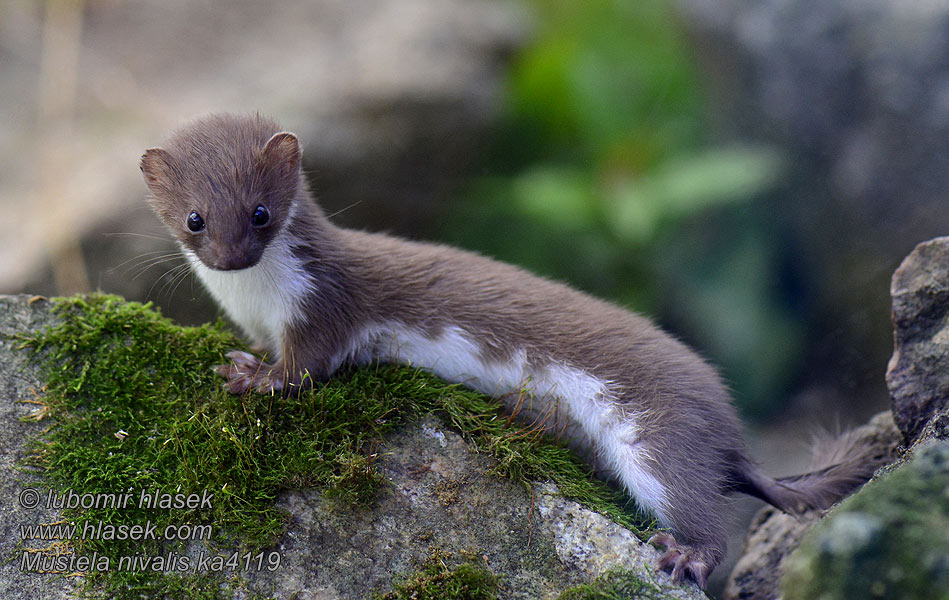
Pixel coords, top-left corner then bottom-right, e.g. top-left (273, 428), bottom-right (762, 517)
top-left (21, 519), bottom-right (212, 542)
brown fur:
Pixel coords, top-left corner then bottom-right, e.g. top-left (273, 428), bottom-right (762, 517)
top-left (141, 114), bottom-right (886, 587)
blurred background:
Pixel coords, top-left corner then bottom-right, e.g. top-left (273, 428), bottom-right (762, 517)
top-left (2, 0), bottom-right (947, 593)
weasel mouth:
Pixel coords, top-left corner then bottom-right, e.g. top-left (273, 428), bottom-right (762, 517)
top-left (207, 253), bottom-right (262, 271)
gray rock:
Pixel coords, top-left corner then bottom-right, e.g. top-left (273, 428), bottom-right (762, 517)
top-left (782, 439), bottom-right (949, 600)
top-left (0, 294), bottom-right (707, 599)
top-left (0, 295), bottom-right (75, 599)
top-left (887, 236), bottom-right (949, 446)
top-left (723, 411), bottom-right (901, 600)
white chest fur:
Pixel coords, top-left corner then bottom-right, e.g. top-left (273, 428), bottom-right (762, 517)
top-left (185, 238), bottom-right (314, 360)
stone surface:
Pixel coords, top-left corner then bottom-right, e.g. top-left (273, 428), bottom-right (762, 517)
top-left (723, 411), bottom-right (901, 600)
top-left (0, 295), bottom-right (75, 599)
top-left (782, 439), bottom-right (949, 600)
top-left (0, 294), bottom-right (707, 599)
top-left (887, 236), bottom-right (949, 446)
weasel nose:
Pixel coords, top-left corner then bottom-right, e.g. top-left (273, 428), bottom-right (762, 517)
top-left (207, 241), bottom-right (260, 271)
top-left (217, 250), bottom-right (260, 271)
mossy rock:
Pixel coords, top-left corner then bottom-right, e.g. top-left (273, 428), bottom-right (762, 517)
top-left (783, 439), bottom-right (949, 600)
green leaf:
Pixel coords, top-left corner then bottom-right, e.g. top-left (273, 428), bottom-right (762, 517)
top-left (510, 166), bottom-right (598, 228)
top-left (608, 146), bottom-right (785, 243)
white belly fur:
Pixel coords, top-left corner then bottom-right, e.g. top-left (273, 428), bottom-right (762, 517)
top-left (351, 323), bottom-right (671, 523)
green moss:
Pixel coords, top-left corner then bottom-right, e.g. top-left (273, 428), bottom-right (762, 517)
top-left (556, 569), bottom-right (663, 599)
top-left (20, 294), bottom-right (654, 598)
top-left (374, 551), bottom-right (499, 600)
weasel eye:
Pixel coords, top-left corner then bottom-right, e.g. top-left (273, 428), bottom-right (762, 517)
top-left (187, 211), bottom-right (205, 232)
top-left (251, 205), bottom-right (270, 227)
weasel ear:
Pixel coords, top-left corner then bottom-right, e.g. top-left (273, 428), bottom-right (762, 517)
top-left (140, 148), bottom-right (177, 192)
top-left (260, 132), bottom-right (301, 179)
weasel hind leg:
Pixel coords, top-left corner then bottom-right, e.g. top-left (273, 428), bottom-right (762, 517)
top-left (611, 438), bottom-right (729, 588)
top-left (648, 493), bottom-right (728, 588)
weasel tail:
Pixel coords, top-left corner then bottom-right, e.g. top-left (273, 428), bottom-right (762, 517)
top-left (732, 426), bottom-right (895, 516)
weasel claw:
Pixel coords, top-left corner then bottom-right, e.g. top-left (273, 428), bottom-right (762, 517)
top-left (648, 533), bottom-right (676, 550)
top-left (225, 350), bottom-right (260, 371)
top-left (647, 533), bottom-right (709, 588)
top-left (215, 350), bottom-right (277, 395)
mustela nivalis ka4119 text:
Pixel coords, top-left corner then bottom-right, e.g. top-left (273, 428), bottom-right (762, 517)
top-left (141, 113), bottom-right (880, 587)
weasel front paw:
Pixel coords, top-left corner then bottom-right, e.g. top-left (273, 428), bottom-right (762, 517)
top-left (648, 532), bottom-right (710, 588)
top-left (215, 350), bottom-right (283, 395)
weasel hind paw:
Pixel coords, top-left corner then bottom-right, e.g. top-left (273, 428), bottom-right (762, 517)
top-left (648, 533), bottom-right (710, 588)
top-left (215, 350), bottom-right (281, 395)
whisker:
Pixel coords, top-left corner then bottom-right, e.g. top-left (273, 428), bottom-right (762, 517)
top-left (108, 251), bottom-right (178, 274)
top-left (102, 231), bottom-right (175, 243)
top-left (130, 254), bottom-right (186, 280)
top-left (325, 200), bottom-right (362, 221)
top-left (148, 263), bottom-right (189, 301)
top-left (157, 271), bottom-right (189, 304)
top-left (165, 265), bottom-right (195, 301)
top-left (166, 262), bottom-right (193, 293)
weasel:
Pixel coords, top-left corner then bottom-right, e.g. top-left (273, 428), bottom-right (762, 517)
top-left (141, 113), bottom-right (881, 587)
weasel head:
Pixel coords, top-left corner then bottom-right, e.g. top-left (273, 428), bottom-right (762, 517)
top-left (141, 114), bottom-right (302, 271)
